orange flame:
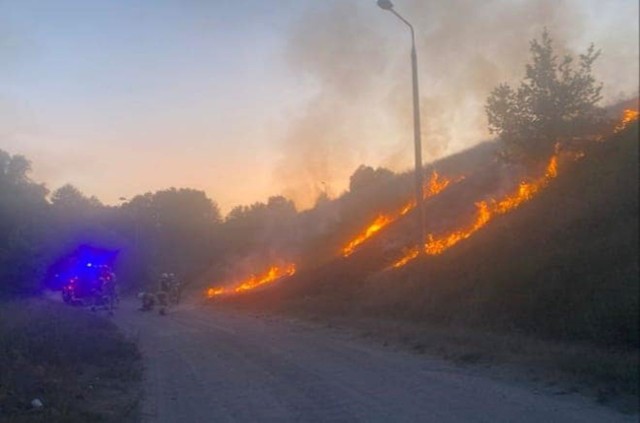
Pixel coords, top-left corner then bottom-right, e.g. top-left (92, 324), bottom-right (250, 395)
top-left (391, 246), bottom-right (421, 268)
top-left (391, 155), bottom-right (559, 267)
top-left (614, 108), bottom-right (639, 133)
top-left (342, 171), bottom-right (460, 257)
top-left (206, 263), bottom-right (296, 298)
top-left (206, 287), bottom-right (226, 298)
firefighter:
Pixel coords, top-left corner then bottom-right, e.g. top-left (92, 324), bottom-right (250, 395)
top-left (101, 266), bottom-right (117, 314)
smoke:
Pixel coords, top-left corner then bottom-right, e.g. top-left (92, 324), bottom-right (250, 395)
top-left (394, 0), bottom-right (586, 154)
top-left (274, 1), bottom-right (390, 209)
top-left (276, 0), bottom-right (638, 210)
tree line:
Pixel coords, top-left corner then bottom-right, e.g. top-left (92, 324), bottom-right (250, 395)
top-left (1, 30), bottom-right (612, 297)
top-left (0, 146), bottom-right (415, 297)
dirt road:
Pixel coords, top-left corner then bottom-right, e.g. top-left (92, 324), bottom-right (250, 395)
top-left (114, 301), bottom-right (634, 423)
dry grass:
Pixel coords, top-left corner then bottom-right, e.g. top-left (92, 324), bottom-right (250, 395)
top-left (0, 298), bottom-right (142, 423)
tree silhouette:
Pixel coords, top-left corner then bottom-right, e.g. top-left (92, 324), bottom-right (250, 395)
top-left (486, 30), bottom-right (604, 164)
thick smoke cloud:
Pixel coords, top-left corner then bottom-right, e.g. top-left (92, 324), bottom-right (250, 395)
top-left (276, 0), bottom-right (638, 209)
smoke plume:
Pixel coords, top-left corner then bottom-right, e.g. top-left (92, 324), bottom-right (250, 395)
top-left (275, 0), bottom-right (638, 210)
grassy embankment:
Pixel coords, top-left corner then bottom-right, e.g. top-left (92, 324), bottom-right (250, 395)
top-left (0, 299), bottom-right (141, 423)
top-left (227, 121), bottom-right (639, 411)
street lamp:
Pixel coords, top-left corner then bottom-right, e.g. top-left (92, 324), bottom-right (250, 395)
top-left (377, 0), bottom-right (425, 247)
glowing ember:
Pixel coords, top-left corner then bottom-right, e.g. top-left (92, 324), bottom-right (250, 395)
top-left (614, 108), bottom-right (639, 133)
top-left (206, 287), bottom-right (226, 298)
top-left (342, 171), bottom-right (460, 257)
top-left (391, 246), bottom-right (421, 268)
top-left (391, 155), bottom-right (559, 267)
top-left (206, 263), bottom-right (296, 298)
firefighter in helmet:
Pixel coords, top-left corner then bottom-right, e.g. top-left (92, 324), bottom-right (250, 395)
top-left (97, 265), bottom-right (117, 315)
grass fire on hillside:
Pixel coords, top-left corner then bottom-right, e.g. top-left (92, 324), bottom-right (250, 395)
top-left (341, 171), bottom-right (462, 257)
top-left (205, 108), bottom-right (638, 298)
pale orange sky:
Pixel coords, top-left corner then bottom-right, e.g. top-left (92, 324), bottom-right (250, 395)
top-left (1, 0), bottom-right (638, 214)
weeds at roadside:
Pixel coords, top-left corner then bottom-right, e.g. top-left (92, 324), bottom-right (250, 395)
top-left (0, 298), bottom-right (142, 422)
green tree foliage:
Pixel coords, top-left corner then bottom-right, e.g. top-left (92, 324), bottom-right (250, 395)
top-left (120, 188), bottom-right (222, 286)
top-left (0, 150), bottom-right (49, 294)
top-left (1, 147), bottom-right (226, 295)
top-left (342, 165), bottom-right (405, 226)
top-left (349, 165), bottom-right (395, 193)
top-left (486, 30), bottom-right (604, 163)
top-left (51, 184), bottom-right (102, 211)
top-left (222, 196), bottom-right (297, 258)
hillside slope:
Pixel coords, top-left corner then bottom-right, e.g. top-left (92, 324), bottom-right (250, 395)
top-left (362, 121), bottom-right (639, 347)
top-left (234, 122), bottom-right (638, 348)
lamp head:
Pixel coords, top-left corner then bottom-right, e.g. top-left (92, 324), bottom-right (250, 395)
top-left (377, 0), bottom-right (394, 11)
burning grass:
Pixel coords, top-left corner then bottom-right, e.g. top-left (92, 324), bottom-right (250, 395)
top-left (390, 107), bottom-right (639, 268)
top-left (342, 171), bottom-right (461, 257)
top-left (390, 154), bottom-right (559, 267)
top-left (206, 263), bottom-right (296, 298)
top-left (614, 108), bottom-right (639, 133)
top-left (211, 110), bottom-right (639, 412)
top-left (206, 107), bottom-right (638, 300)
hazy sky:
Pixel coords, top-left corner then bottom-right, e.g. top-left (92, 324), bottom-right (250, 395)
top-left (1, 0), bottom-right (638, 213)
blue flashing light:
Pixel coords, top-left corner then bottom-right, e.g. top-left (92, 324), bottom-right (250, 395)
top-left (45, 244), bottom-right (120, 290)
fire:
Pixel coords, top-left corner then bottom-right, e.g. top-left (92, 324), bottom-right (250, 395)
top-left (206, 287), bottom-right (225, 298)
top-left (206, 263), bottom-right (296, 298)
top-left (391, 246), bottom-right (421, 268)
top-left (390, 107), bottom-right (637, 268)
top-left (424, 170), bottom-right (454, 197)
top-left (391, 155), bottom-right (559, 267)
top-left (341, 171), bottom-right (460, 257)
top-left (614, 108), bottom-right (639, 133)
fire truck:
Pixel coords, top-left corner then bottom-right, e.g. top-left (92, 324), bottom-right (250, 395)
top-left (47, 245), bottom-right (119, 308)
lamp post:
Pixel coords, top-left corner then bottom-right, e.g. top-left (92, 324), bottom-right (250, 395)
top-left (377, 0), bottom-right (425, 247)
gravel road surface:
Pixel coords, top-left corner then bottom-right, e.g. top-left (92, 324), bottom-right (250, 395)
top-left (114, 301), bottom-right (634, 423)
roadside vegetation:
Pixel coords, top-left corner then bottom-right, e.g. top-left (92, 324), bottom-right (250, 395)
top-left (221, 32), bottom-right (638, 411)
top-left (226, 120), bottom-right (638, 412)
top-left (0, 299), bottom-right (141, 422)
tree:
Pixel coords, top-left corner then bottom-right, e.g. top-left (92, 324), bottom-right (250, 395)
top-left (0, 150), bottom-right (50, 295)
top-left (222, 196), bottom-right (297, 258)
top-left (117, 188), bottom-right (222, 285)
top-left (486, 30), bottom-right (604, 164)
top-left (51, 184), bottom-right (101, 211)
top-left (349, 165), bottom-right (394, 193)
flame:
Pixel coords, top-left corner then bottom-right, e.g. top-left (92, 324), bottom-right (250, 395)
top-left (391, 107), bottom-right (637, 268)
top-left (206, 263), bottom-right (296, 298)
top-left (391, 155), bottom-right (559, 267)
top-left (341, 171), bottom-right (460, 257)
top-left (391, 246), bottom-right (421, 268)
top-left (614, 108), bottom-right (639, 133)
top-left (424, 171), bottom-right (454, 197)
top-left (206, 287), bottom-right (226, 298)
